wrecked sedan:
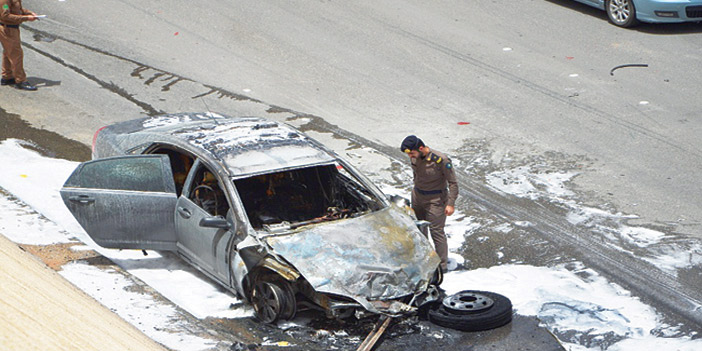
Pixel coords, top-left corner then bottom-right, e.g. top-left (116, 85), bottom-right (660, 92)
top-left (60, 113), bottom-right (442, 323)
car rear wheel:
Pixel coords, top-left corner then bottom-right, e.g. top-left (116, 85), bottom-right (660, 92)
top-left (251, 279), bottom-right (296, 324)
top-left (606, 0), bottom-right (639, 28)
top-left (428, 290), bottom-right (512, 332)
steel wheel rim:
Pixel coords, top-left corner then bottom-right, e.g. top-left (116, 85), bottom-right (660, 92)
top-left (252, 282), bottom-right (283, 323)
top-left (609, 0), bottom-right (631, 24)
top-left (442, 291), bottom-right (494, 314)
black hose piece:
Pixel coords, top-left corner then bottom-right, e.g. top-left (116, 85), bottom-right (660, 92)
top-left (610, 63), bottom-right (649, 76)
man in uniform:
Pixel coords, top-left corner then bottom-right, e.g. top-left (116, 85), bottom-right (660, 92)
top-left (0, 0), bottom-right (37, 90)
top-left (401, 135), bottom-right (458, 273)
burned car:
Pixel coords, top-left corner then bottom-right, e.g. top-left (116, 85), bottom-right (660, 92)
top-left (61, 113), bottom-right (442, 323)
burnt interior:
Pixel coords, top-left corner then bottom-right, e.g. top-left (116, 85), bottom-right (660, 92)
top-left (148, 146), bottom-right (195, 196)
top-left (235, 164), bottom-right (383, 229)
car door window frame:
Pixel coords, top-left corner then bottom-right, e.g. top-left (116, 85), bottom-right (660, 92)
top-left (183, 159), bottom-right (231, 217)
top-left (65, 154), bottom-right (176, 194)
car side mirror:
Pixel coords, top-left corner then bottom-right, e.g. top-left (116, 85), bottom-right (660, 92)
top-left (199, 216), bottom-right (231, 229)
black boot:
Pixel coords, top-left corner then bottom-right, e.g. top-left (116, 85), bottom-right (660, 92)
top-left (15, 81), bottom-right (37, 91)
top-left (1, 78), bottom-right (16, 85)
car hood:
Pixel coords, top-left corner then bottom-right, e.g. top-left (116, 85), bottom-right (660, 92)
top-left (264, 207), bottom-right (440, 306)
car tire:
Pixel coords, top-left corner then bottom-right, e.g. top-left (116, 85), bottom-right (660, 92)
top-left (428, 290), bottom-right (512, 332)
top-left (605, 0), bottom-right (639, 28)
top-left (251, 280), bottom-right (292, 324)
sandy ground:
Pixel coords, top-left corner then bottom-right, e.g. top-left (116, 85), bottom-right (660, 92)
top-left (0, 233), bottom-right (166, 351)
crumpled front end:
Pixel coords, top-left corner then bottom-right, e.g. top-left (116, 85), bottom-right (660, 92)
top-left (264, 207), bottom-right (441, 316)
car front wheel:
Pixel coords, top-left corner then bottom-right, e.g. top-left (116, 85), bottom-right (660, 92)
top-left (251, 279), bottom-right (296, 324)
top-left (606, 0), bottom-right (639, 28)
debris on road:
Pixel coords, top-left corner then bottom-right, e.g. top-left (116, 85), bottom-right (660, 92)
top-left (610, 63), bottom-right (649, 76)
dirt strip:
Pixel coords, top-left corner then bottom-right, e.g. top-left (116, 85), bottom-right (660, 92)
top-left (0, 234), bottom-right (167, 351)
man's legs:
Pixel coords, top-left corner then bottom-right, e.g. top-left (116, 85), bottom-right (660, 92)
top-left (412, 191), bottom-right (448, 271)
top-left (2, 51), bottom-right (12, 81)
top-left (0, 27), bottom-right (26, 83)
top-left (426, 200), bottom-right (448, 272)
top-left (1, 27), bottom-right (13, 81)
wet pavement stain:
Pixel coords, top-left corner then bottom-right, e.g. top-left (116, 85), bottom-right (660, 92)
top-left (161, 76), bottom-right (184, 92)
top-left (191, 86), bottom-right (262, 102)
top-left (0, 107), bottom-right (90, 162)
top-left (32, 32), bottom-right (56, 43)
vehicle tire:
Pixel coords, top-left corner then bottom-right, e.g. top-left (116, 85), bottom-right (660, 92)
top-left (605, 0), bottom-right (639, 28)
top-left (428, 290), bottom-right (512, 332)
top-left (278, 279), bottom-right (297, 320)
top-left (251, 281), bottom-right (290, 324)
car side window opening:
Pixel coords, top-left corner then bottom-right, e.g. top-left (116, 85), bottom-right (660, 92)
top-left (149, 147), bottom-right (195, 196)
top-left (234, 164), bottom-right (383, 230)
top-left (188, 165), bottom-right (230, 217)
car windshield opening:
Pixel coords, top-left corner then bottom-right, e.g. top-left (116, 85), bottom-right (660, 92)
top-left (234, 164), bottom-right (383, 231)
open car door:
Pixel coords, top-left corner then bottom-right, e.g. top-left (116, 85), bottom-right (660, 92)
top-left (60, 155), bottom-right (178, 250)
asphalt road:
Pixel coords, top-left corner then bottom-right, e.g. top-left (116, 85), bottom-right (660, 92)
top-left (2, 0), bottom-right (702, 347)
top-left (12, 0), bottom-right (702, 235)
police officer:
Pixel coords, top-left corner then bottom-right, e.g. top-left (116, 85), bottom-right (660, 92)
top-left (401, 135), bottom-right (458, 273)
top-left (0, 0), bottom-right (37, 90)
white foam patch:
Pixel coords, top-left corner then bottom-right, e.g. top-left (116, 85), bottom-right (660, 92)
top-left (442, 264), bottom-right (702, 350)
top-left (619, 226), bottom-right (666, 247)
top-left (110, 250), bottom-right (251, 319)
top-left (59, 263), bottom-right (217, 351)
top-left (0, 140), bottom-right (82, 234)
top-left (486, 166), bottom-right (576, 200)
top-left (0, 195), bottom-right (73, 245)
top-left (487, 164), bottom-right (702, 273)
top-left (445, 212), bottom-right (481, 251)
top-left (567, 206), bottom-right (637, 226)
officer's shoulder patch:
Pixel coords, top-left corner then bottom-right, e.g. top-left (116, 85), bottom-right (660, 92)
top-left (429, 153), bottom-right (442, 164)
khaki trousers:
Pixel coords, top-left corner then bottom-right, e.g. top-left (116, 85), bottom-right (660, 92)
top-left (412, 189), bottom-right (448, 270)
top-left (0, 25), bottom-right (26, 83)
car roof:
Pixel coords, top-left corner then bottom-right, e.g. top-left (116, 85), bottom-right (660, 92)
top-left (109, 113), bottom-right (336, 177)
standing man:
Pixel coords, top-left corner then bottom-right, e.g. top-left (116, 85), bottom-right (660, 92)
top-left (401, 135), bottom-right (458, 273)
top-left (0, 0), bottom-right (37, 90)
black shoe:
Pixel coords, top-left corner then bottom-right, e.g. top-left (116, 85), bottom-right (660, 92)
top-left (1, 78), bottom-right (15, 85)
top-left (15, 81), bottom-right (37, 91)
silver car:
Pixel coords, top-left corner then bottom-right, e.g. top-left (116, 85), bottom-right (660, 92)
top-left (61, 112), bottom-right (442, 323)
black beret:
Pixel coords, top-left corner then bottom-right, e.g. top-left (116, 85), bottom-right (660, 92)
top-left (401, 135), bottom-right (424, 153)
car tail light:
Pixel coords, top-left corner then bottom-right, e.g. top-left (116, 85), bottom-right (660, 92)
top-left (92, 126), bottom-right (107, 156)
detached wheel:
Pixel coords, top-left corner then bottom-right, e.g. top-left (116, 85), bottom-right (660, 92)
top-left (606, 0), bottom-right (639, 28)
top-left (428, 290), bottom-right (512, 332)
top-left (251, 280), bottom-right (295, 324)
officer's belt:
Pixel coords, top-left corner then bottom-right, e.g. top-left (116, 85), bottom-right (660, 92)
top-left (414, 187), bottom-right (442, 195)
top-left (0, 23), bottom-right (20, 29)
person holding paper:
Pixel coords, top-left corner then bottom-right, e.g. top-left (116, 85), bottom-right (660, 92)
top-left (0, 0), bottom-right (38, 90)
